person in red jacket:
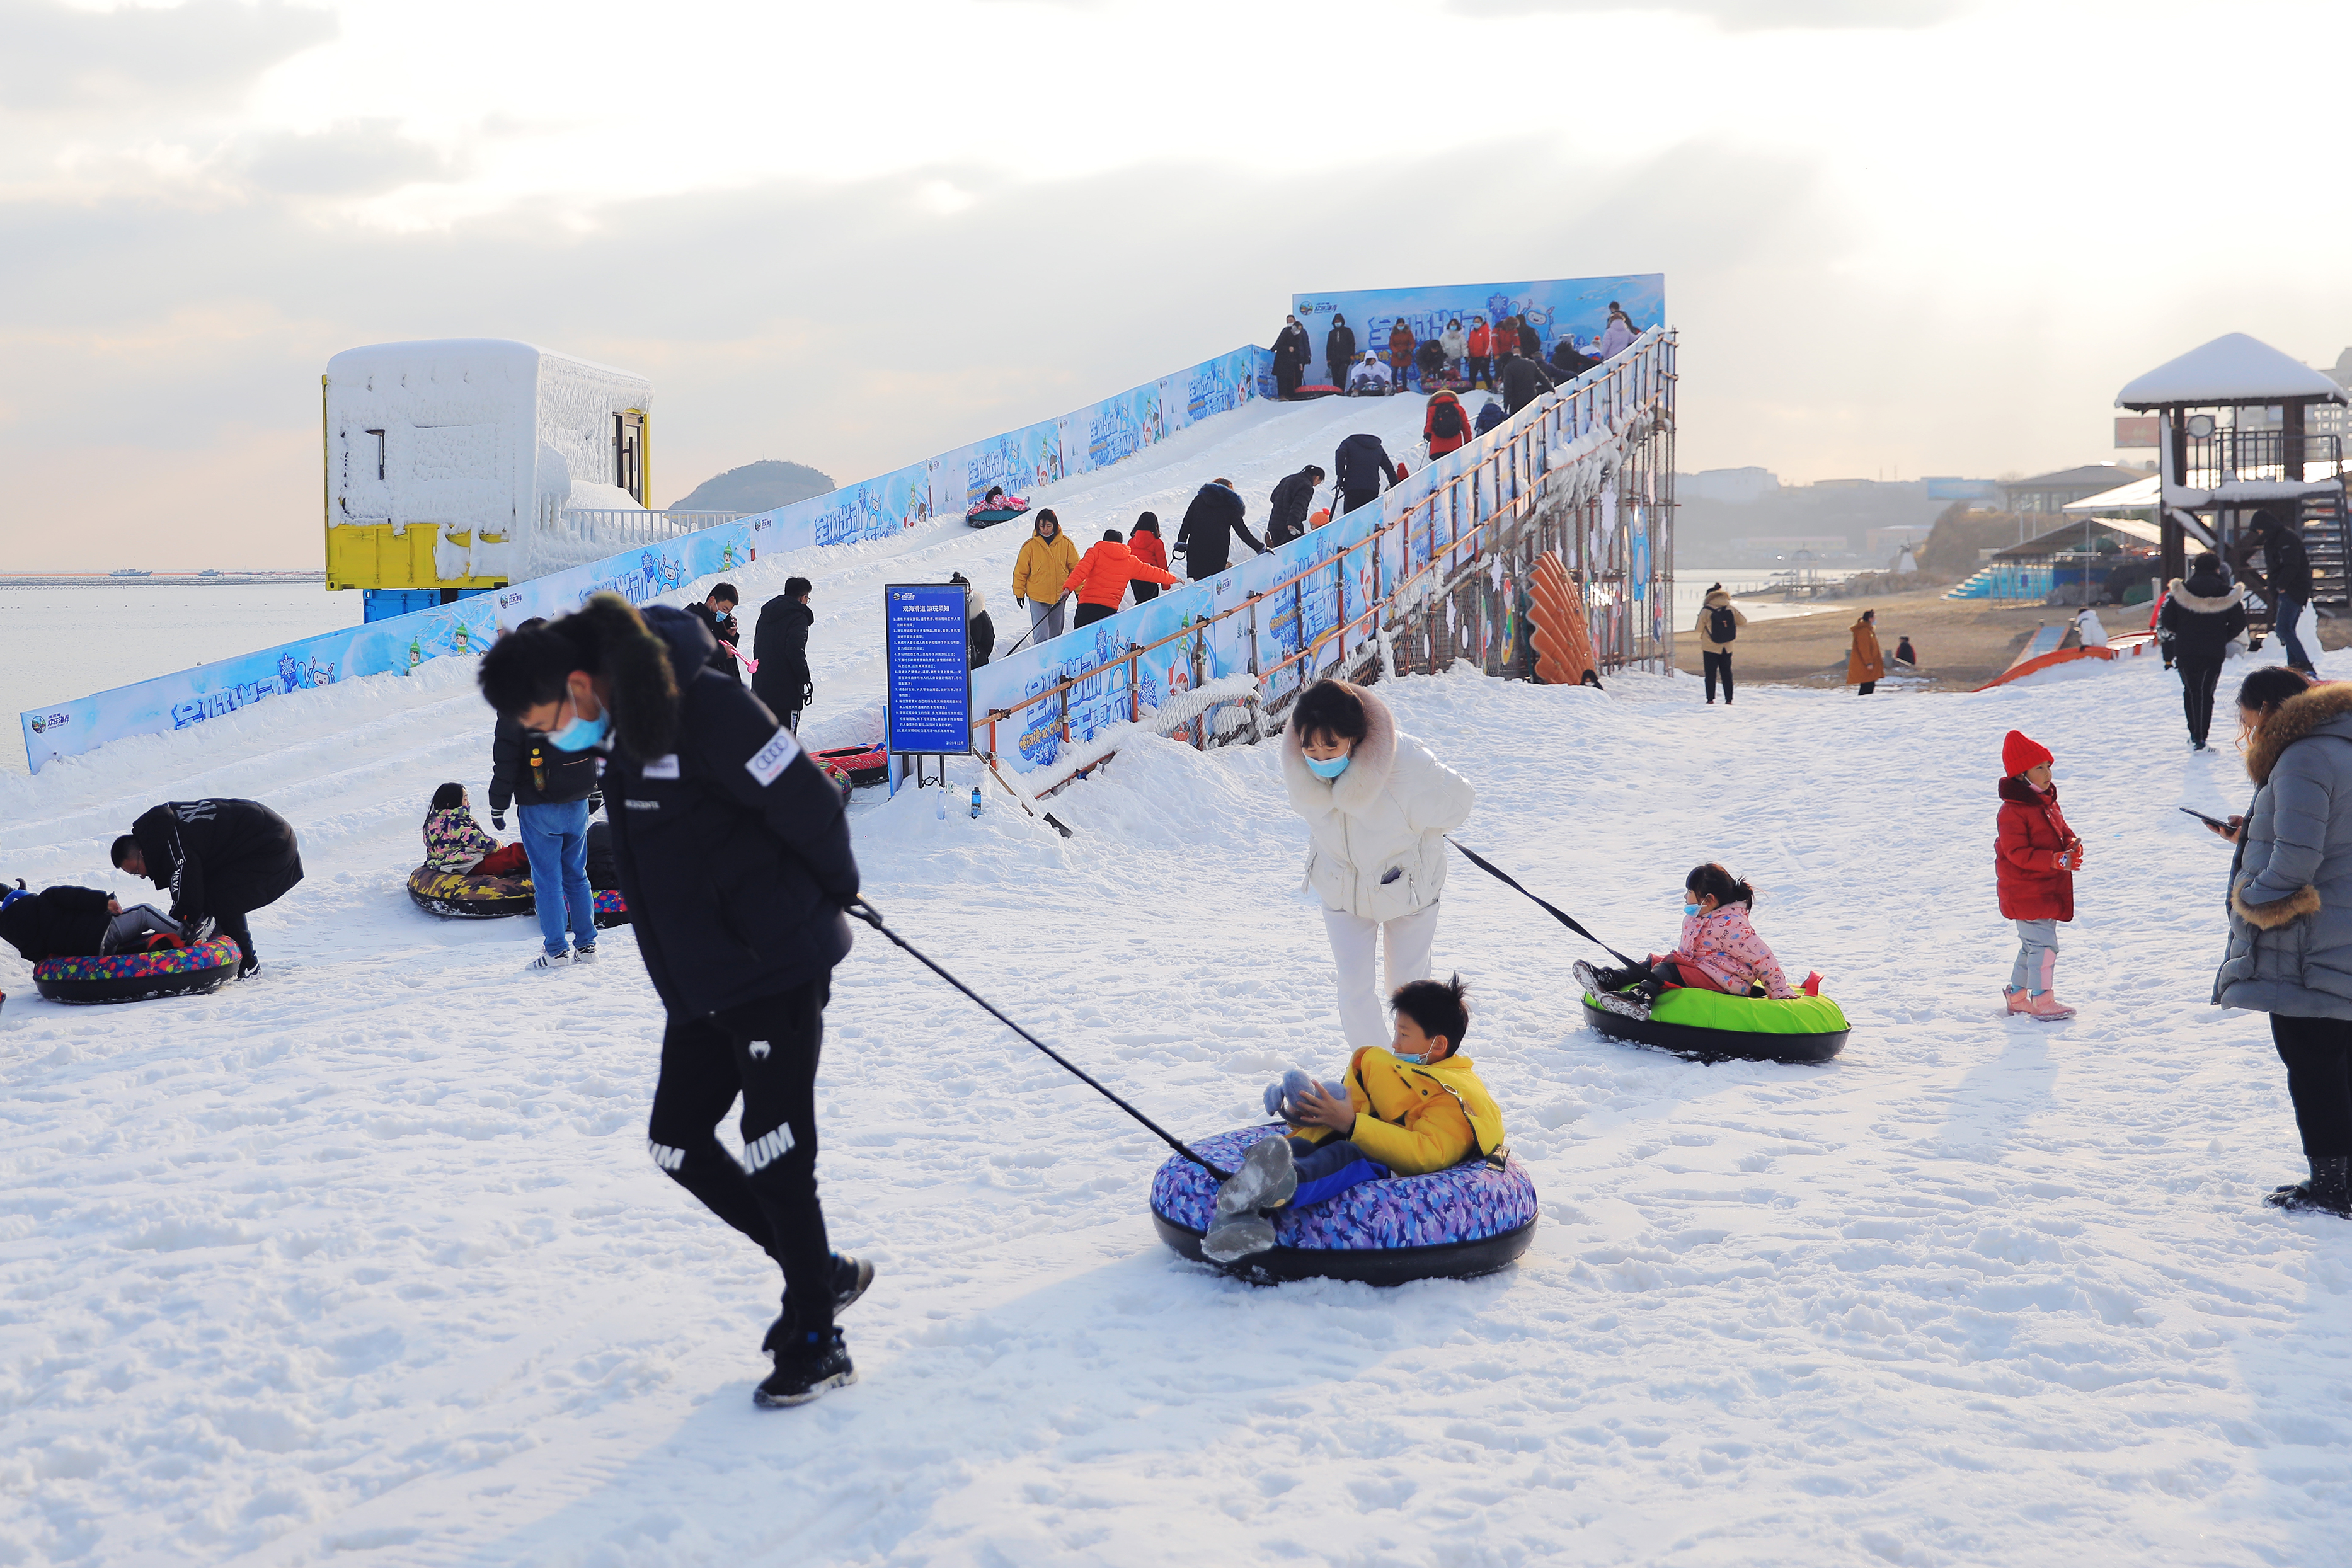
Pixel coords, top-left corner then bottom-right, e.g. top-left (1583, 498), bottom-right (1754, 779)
top-left (1466, 319), bottom-right (1492, 387)
top-left (1062, 529), bottom-right (1181, 628)
top-left (1425, 390), bottom-right (1472, 457)
top-left (1995, 729), bottom-right (2085, 1020)
top-left (1127, 513), bottom-right (1169, 604)
top-left (1387, 321), bottom-right (1416, 388)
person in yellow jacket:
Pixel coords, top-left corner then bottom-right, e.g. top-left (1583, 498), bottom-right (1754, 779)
top-left (1845, 607), bottom-right (1886, 696)
top-left (1203, 975), bottom-right (1505, 1261)
top-left (1010, 510), bottom-right (1081, 648)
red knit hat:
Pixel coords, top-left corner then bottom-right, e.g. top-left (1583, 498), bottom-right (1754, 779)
top-left (2002, 729), bottom-right (2053, 776)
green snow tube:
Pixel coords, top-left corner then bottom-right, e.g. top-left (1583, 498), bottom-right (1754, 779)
top-left (1581, 985), bottom-right (1849, 1064)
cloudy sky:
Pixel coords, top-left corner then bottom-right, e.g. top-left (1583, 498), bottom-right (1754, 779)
top-left (5, 0), bottom-right (2349, 569)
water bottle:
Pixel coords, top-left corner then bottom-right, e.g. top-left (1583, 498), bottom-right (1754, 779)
top-left (934, 787), bottom-right (946, 821)
top-left (969, 786), bottom-right (983, 819)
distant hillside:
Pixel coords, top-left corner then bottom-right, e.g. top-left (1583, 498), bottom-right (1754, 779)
top-left (669, 460), bottom-right (837, 515)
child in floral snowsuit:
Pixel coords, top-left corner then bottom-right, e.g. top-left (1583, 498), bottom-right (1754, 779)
top-left (423, 783), bottom-right (525, 881)
top-left (1580, 863), bottom-right (1812, 1018)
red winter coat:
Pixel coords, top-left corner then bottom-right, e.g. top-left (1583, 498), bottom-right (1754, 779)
top-left (1388, 324), bottom-right (1415, 369)
top-left (1127, 529), bottom-right (1167, 574)
top-left (1995, 775), bottom-right (2079, 921)
top-left (1425, 391), bottom-right (1470, 456)
top-left (1062, 539), bottom-right (1180, 609)
top-left (1467, 323), bottom-right (1491, 358)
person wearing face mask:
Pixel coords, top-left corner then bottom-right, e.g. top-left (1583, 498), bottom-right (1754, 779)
top-left (487, 617), bottom-right (602, 970)
top-left (686, 583), bottom-right (743, 685)
top-left (1272, 313), bottom-right (1311, 399)
top-left (1282, 679), bottom-right (1476, 1052)
top-left (477, 592), bottom-right (870, 1407)
top-left (1575, 862), bottom-right (1809, 1021)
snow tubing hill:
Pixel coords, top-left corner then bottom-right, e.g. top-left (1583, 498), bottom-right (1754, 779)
top-left (1581, 987), bottom-right (1849, 1064)
top-left (33, 936), bottom-right (243, 1005)
top-left (1150, 1124), bottom-right (1537, 1285)
top-left (406, 866), bottom-right (532, 920)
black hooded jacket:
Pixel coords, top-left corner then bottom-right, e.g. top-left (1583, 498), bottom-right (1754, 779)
top-left (2159, 572), bottom-right (2251, 663)
top-left (1332, 433), bottom-right (1399, 500)
top-left (1174, 482), bottom-right (1265, 578)
top-left (1266, 469), bottom-right (1321, 547)
top-left (2268, 529), bottom-right (2314, 603)
top-left (490, 714), bottom-right (598, 811)
top-left (685, 602), bottom-right (743, 684)
top-left (0, 885), bottom-right (113, 962)
top-left (750, 595), bottom-right (814, 718)
top-left (1324, 319), bottom-right (1355, 372)
top-left (1500, 355), bottom-right (1557, 415)
top-left (603, 605), bottom-right (859, 1017)
top-left (127, 799), bottom-right (303, 923)
top-left (1274, 323), bottom-right (1311, 368)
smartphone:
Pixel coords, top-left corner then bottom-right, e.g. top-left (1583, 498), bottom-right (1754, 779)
top-left (2179, 806), bottom-right (2231, 829)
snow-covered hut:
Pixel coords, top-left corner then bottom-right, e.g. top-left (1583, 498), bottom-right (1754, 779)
top-left (323, 340), bottom-right (654, 618)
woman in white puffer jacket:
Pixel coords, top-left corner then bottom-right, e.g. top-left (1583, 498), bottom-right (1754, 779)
top-left (1282, 679), bottom-right (1477, 1050)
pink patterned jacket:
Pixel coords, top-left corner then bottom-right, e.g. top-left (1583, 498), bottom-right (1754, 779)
top-left (423, 806), bottom-right (499, 875)
top-left (1672, 902), bottom-right (1796, 999)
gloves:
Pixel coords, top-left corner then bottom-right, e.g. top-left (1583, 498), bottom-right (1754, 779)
top-left (800, 682), bottom-right (815, 710)
top-left (491, 810), bottom-right (506, 832)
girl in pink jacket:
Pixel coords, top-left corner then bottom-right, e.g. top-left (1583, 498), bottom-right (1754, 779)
top-left (1580, 863), bottom-right (1811, 1017)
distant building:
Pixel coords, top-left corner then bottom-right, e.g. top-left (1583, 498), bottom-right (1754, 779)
top-left (1678, 466), bottom-right (1779, 504)
top-left (1866, 524), bottom-right (1933, 555)
top-left (1998, 464), bottom-right (2148, 516)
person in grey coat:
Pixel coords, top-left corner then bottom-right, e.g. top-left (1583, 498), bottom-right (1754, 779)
top-left (2208, 665), bottom-right (2352, 1217)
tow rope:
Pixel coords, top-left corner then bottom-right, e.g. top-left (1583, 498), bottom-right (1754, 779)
top-left (847, 898), bottom-right (1235, 1181)
top-left (1446, 839), bottom-right (1643, 970)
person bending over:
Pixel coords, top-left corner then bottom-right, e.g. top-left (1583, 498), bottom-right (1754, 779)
top-left (112, 798), bottom-right (302, 978)
top-left (1204, 976), bottom-right (1504, 1261)
top-left (477, 592), bottom-right (871, 1408)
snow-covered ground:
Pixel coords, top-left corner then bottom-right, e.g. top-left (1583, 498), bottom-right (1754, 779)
top-left (4, 397), bottom-right (2349, 1563)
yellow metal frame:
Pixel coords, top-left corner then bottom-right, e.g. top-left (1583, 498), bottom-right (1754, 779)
top-left (321, 372), bottom-right (508, 592)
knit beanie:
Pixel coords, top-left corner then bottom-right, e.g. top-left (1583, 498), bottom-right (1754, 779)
top-left (2002, 730), bottom-right (2053, 777)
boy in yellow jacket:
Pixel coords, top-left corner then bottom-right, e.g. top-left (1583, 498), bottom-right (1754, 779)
top-left (1203, 975), bottom-right (1506, 1262)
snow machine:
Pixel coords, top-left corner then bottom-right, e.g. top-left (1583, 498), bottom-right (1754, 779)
top-left (406, 865), bottom-right (533, 920)
top-left (811, 742), bottom-right (888, 787)
top-left (33, 935), bottom-right (243, 1005)
top-left (1580, 985), bottom-right (1849, 1065)
top-left (1150, 1124), bottom-right (1537, 1285)
top-left (966, 495), bottom-right (1030, 527)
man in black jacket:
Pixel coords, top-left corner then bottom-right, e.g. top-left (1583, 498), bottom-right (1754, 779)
top-left (1331, 433), bottom-right (1399, 521)
top-left (1549, 340), bottom-right (1598, 380)
top-left (2252, 510), bottom-right (2317, 674)
top-left (489, 658), bottom-right (602, 967)
top-left (1273, 315), bottom-right (1311, 399)
top-left (478, 593), bottom-right (867, 1407)
top-left (111, 798), bottom-right (302, 976)
top-left (685, 583), bottom-right (744, 684)
top-left (1174, 478), bottom-right (1266, 580)
top-left (751, 576), bottom-right (815, 730)
top-left (1322, 314), bottom-right (1356, 392)
top-left (1499, 349), bottom-right (1558, 416)
top-left (1265, 465), bottom-right (1325, 548)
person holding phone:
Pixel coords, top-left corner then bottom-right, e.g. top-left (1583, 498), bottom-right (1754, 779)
top-left (2210, 665), bottom-right (2352, 1218)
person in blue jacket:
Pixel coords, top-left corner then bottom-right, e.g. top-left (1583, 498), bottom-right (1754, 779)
top-left (478, 593), bottom-right (872, 1409)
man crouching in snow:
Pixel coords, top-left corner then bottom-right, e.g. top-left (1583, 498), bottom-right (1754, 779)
top-left (1204, 976), bottom-right (1506, 1261)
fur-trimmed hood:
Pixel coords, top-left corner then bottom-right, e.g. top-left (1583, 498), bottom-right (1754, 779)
top-left (1281, 682), bottom-right (1476, 921)
top-left (1704, 588), bottom-right (1733, 609)
top-left (2167, 577), bottom-right (2245, 615)
top-left (2246, 682), bottom-right (2352, 784)
top-left (1997, 774), bottom-right (2060, 806)
top-left (1283, 682), bottom-right (1401, 816)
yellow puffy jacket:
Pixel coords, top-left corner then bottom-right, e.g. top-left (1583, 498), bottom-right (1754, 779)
top-left (1012, 532), bottom-right (1081, 605)
top-left (1294, 1046), bottom-right (1506, 1176)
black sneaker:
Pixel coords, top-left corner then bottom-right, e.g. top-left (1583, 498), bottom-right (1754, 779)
top-left (830, 1253), bottom-right (875, 1315)
top-left (2264, 1157), bottom-right (2352, 1217)
top-left (755, 1327), bottom-right (856, 1408)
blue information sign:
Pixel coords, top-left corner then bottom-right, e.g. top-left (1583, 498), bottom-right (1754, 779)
top-left (884, 583), bottom-right (972, 755)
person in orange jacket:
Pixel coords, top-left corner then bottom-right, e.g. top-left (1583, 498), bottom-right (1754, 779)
top-left (1425, 390), bottom-right (1471, 457)
top-left (1387, 320), bottom-right (1416, 387)
top-left (1061, 529), bottom-right (1181, 629)
top-left (1466, 318), bottom-right (1492, 387)
top-left (1125, 513), bottom-right (1170, 603)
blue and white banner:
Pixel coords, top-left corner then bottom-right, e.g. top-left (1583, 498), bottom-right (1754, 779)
top-left (24, 343), bottom-right (1273, 771)
top-left (1293, 274), bottom-right (1663, 393)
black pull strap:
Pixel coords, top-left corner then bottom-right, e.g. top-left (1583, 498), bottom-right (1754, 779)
top-left (847, 899), bottom-right (1235, 1181)
top-left (1446, 838), bottom-right (1643, 970)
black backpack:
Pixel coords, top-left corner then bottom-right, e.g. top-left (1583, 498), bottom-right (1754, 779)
top-left (1708, 605), bottom-right (1738, 644)
top-left (1432, 401), bottom-right (1464, 438)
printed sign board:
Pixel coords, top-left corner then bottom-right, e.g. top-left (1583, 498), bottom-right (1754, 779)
top-left (885, 583), bottom-right (972, 755)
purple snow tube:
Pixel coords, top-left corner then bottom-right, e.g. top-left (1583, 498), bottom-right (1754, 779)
top-left (1150, 1123), bottom-right (1537, 1285)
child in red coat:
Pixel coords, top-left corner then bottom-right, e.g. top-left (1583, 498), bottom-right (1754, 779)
top-left (1995, 730), bottom-right (2085, 1019)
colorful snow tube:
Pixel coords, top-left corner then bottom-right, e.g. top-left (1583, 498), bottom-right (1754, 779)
top-left (1581, 986), bottom-right (1849, 1065)
top-left (592, 888), bottom-right (631, 929)
top-left (1150, 1124), bottom-right (1538, 1285)
top-left (406, 865), bottom-right (533, 920)
top-left (33, 936), bottom-right (243, 1005)
top-left (967, 496), bottom-right (1030, 527)
top-left (812, 742), bottom-right (888, 787)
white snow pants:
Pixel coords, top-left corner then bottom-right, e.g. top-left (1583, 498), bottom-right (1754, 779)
top-left (1322, 903), bottom-right (1440, 1052)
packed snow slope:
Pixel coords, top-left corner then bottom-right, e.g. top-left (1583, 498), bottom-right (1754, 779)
top-left (1, 388), bottom-right (2347, 1564)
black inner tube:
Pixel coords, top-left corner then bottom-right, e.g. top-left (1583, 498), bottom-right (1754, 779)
top-left (1152, 1212), bottom-right (1535, 1286)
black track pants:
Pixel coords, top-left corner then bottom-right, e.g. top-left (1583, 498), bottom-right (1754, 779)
top-left (2177, 657), bottom-right (2223, 748)
top-left (1703, 650), bottom-right (1733, 702)
top-left (2271, 1014), bottom-right (2352, 1162)
top-left (647, 978), bottom-right (835, 1335)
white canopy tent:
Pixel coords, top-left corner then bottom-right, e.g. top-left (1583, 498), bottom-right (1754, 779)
top-left (2116, 333), bottom-right (2347, 409)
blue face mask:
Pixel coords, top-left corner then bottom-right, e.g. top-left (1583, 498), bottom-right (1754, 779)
top-left (1306, 753), bottom-right (1351, 780)
top-left (1684, 902), bottom-right (1702, 917)
top-left (546, 699), bottom-right (609, 753)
